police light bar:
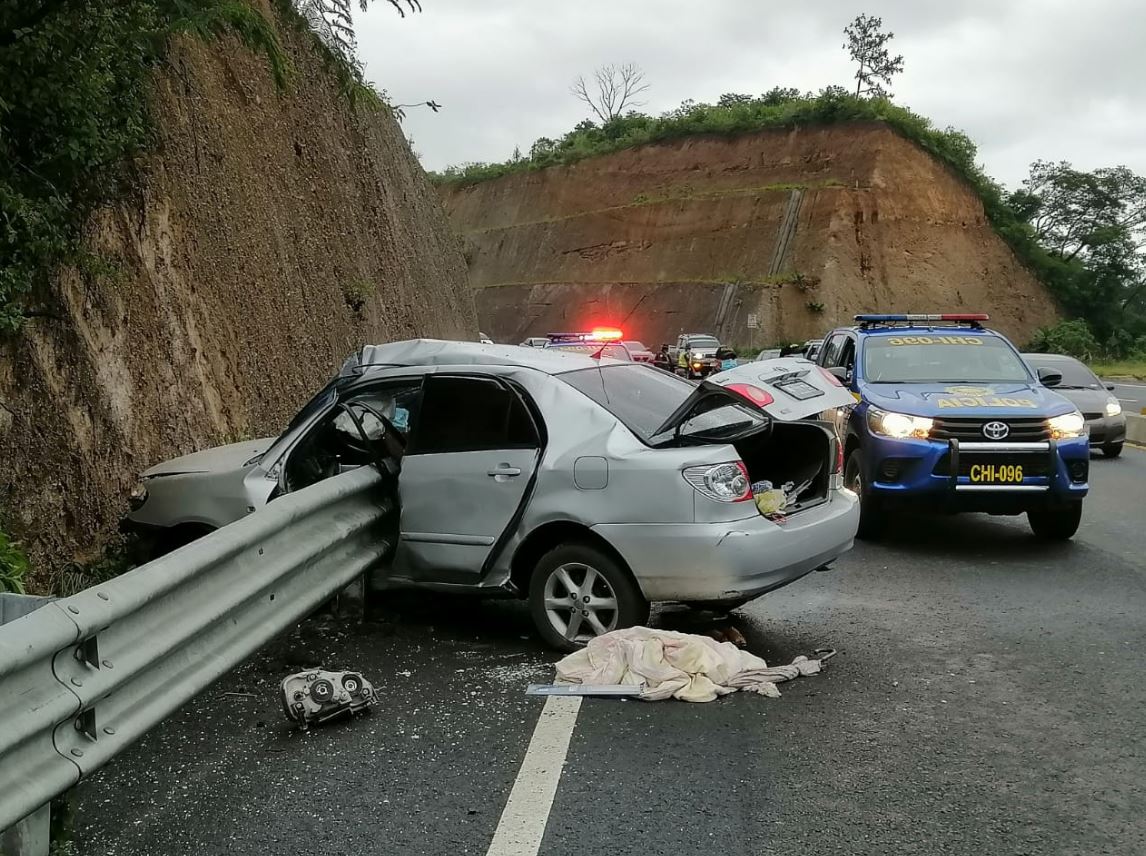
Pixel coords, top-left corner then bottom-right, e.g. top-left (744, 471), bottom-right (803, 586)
top-left (546, 327), bottom-right (624, 343)
top-left (854, 314), bottom-right (989, 323)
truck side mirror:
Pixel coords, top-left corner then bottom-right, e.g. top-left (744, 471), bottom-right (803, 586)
top-left (1036, 366), bottom-right (1062, 387)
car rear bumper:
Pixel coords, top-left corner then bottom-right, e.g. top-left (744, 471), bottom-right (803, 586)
top-left (592, 490), bottom-right (859, 602)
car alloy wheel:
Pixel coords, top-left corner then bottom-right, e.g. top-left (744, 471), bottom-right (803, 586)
top-left (543, 561), bottom-right (620, 644)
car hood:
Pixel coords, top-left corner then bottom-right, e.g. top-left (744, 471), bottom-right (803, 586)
top-left (688, 347), bottom-right (719, 358)
top-left (858, 381), bottom-right (1076, 417)
top-left (142, 437), bottom-right (277, 477)
top-left (710, 358), bottom-right (856, 420)
top-left (1047, 386), bottom-right (1113, 414)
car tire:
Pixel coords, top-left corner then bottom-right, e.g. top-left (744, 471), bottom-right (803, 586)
top-left (844, 449), bottom-right (885, 540)
top-left (1102, 442), bottom-right (1123, 459)
top-left (1028, 502), bottom-right (1083, 540)
top-left (528, 542), bottom-right (649, 653)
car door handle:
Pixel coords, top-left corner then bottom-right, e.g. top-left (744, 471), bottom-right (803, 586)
top-left (487, 465), bottom-right (522, 478)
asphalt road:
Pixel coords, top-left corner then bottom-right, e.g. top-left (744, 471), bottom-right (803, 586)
top-left (1106, 380), bottom-right (1146, 414)
top-left (71, 449), bottom-right (1146, 856)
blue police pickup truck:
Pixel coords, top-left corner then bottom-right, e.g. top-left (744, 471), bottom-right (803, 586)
top-left (815, 314), bottom-right (1090, 541)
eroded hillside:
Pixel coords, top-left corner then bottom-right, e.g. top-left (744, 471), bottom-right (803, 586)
top-left (0, 9), bottom-right (475, 587)
top-left (440, 124), bottom-right (1058, 347)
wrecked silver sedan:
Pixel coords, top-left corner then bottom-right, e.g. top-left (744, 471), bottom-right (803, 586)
top-left (125, 340), bottom-right (859, 650)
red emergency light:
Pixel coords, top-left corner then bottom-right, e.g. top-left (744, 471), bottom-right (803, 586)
top-left (590, 327), bottom-right (624, 341)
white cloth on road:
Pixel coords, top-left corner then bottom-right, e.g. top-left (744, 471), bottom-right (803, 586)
top-left (555, 626), bottom-right (826, 702)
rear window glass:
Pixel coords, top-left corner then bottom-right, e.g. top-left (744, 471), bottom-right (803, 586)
top-left (863, 334), bottom-right (1031, 383)
top-left (559, 365), bottom-right (763, 444)
top-left (1024, 356), bottom-right (1101, 389)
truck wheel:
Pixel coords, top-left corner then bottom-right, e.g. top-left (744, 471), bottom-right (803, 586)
top-left (845, 449), bottom-right (886, 540)
top-left (1102, 442), bottom-right (1123, 459)
top-left (1028, 502), bottom-right (1083, 540)
top-left (529, 543), bottom-right (649, 653)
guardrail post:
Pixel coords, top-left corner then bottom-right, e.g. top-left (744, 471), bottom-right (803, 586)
top-left (331, 573), bottom-right (368, 622)
top-left (0, 804), bottom-right (48, 856)
top-left (0, 595), bottom-right (57, 856)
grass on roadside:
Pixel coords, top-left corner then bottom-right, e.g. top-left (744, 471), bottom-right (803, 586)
top-left (1091, 360), bottom-right (1146, 380)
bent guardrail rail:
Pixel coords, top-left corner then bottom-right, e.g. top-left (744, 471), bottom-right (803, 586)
top-left (0, 466), bottom-right (395, 833)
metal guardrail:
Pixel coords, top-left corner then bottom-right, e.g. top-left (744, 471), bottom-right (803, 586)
top-left (0, 466), bottom-right (395, 833)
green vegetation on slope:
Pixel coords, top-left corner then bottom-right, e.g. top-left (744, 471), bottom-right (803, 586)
top-left (436, 88), bottom-right (1146, 359)
top-left (0, 0), bottom-right (383, 335)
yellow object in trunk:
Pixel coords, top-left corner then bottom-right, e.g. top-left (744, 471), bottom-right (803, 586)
top-left (754, 489), bottom-right (787, 516)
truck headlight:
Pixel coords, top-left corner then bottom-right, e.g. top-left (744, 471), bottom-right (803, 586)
top-left (1048, 410), bottom-right (1086, 439)
top-left (867, 407), bottom-right (933, 440)
top-left (129, 480), bottom-right (149, 510)
top-left (1105, 399), bottom-right (1122, 417)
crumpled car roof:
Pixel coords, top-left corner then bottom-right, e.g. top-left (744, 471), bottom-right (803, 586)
top-left (340, 339), bottom-right (626, 378)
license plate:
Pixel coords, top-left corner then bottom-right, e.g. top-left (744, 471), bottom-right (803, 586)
top-left (968, 463), bottom-right (1024, 484)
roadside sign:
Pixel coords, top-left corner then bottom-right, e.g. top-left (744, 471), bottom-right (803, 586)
top-left (747, 314), bottom-right (759, 329)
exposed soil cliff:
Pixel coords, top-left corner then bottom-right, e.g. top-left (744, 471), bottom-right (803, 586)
top-left (0, 13), bottom-right (475, 588)
top-left (440, 124), bottom-right (1058, 348)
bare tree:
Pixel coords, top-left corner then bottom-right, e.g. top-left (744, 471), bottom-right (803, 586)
top-left (571, 63), bottom-right (650, 123)
top-left (296, 0), bottom-right (421, 62)
top-left (843, 13), bottom-right (904, 98)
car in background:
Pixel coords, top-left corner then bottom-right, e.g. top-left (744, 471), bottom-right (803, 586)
top-left (623, 341), bottom-right (655, 363)
top-left (519, 337), bottom-right (549, 348)
top-left (125, 341), bottom-right (858, 651)
top-left (543, 329), bottom-right (634, 361)
top-left (755, 348), bottom-right (782, 361)
top-left (803, 339), bottom-right (823, 361)
top-left (669, 333), bottom-right (724, 379)
top-left (1023, 353), bottom-right (1126, 458)
top-left (816, 314), bottom-right (1090, 541)
top-left (479, 332), bottom-right (494, 345)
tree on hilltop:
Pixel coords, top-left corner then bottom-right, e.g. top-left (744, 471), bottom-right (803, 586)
top-left (571, 63), bottom-right (650, 123)
top-left (843, 13), bottom-right (904, 98)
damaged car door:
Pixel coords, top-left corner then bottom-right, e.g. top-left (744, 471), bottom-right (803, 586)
top-left (390, 374), bottom-right (541, 584)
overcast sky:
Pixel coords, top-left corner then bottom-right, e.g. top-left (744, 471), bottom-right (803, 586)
top-left (356, 0), bottom-right (1145, 189)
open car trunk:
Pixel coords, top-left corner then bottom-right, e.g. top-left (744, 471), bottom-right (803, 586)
top-left (733, 421), bottom-right (834, 514)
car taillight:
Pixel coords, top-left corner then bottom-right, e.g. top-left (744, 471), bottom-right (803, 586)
top-left (682, 461), bottom-right (752, 502)
top-left (833, 436), bottom-right (844, 474)
top-left (725, 383), bottom-right (774, 407)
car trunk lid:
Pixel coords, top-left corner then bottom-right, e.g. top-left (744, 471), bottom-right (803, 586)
top-left (709, 358), bottom-right (856, 421)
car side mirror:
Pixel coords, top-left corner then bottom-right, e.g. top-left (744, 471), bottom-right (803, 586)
top-left (827, 366), bottom-right (851, 383)
top-left (1036, 367), bottom-right (1062, 387)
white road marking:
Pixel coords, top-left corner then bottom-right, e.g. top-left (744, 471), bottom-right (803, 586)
top-left (485, 696), bottom-right (582, 856)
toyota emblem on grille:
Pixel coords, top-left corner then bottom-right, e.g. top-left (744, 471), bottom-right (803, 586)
top-left (982, 421), bottom-right (1010, 440)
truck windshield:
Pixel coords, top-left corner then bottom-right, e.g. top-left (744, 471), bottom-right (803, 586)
top-left (559, 364), bottom-right (764, 444)
top-left (864, 335), bottom-right (1032, 383)
top-left (687, 337), bottom-right (720, 349)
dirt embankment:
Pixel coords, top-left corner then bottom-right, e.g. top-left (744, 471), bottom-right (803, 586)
top-left (439, 124), bottom-right (1058, 349)
top-left (0, 12), bottom-right (475, 588)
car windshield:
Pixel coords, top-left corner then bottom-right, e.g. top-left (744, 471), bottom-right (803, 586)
top-left (864, 334), bottom-right (1032, 383)
top-left (546, 343), bottom-right (632, 360)
top-left (687, 337), bottom-right (720, 349)
top-left (559, 364), bottom-right (764, 444)
top-left (1025, 356), bottom-right (1101, 389)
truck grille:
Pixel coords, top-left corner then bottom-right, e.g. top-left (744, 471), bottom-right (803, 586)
top-left (930, 416), bottom-right (1050, 442)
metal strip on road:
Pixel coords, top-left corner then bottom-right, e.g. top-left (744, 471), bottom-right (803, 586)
top-left (485, 696), bottom-right (582, 856)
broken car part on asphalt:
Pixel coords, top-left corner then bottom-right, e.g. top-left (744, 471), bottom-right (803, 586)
top-left (280, 669), bottom-right (377, 729)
